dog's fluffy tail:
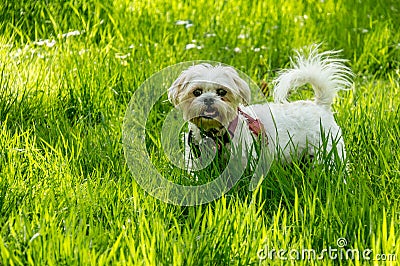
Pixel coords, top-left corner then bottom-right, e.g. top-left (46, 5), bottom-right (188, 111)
top-left (273, 46), bottom-right (354, 107)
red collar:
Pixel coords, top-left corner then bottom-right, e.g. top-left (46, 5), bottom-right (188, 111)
top-left (188, 108), bottom-right (268, 158)
top-left (228, 108), bottom-right (267, 141)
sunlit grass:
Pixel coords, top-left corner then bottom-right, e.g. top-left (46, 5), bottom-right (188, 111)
top-left (0, 0), bottom-right (399, 265)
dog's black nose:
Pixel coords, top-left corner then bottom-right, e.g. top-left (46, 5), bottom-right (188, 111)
top-left (203, 97), bottom-right (214, 106)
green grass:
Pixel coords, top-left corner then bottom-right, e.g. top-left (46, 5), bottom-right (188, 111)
top-left (0, 0), bottom-right (399, 265)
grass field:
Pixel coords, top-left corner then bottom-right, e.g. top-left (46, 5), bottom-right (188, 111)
top-left (1, 0), bottom-right (399, 265)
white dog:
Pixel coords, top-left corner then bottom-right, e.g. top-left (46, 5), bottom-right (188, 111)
top-left (168, 47), bottom-right (353, 170)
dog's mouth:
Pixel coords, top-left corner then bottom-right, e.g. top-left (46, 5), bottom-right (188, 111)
top-left (201, 108), bottom-right (219, 119)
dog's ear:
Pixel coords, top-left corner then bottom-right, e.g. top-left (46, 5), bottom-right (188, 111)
top-left (225, 67), bottom-right (251, 105)
top-left (168, 71), bottom-right (188, 107)
top-left (235, 76), bottom-right (251, 105)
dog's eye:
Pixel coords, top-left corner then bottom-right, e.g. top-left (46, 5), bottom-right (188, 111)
top-left (216, 88), bottom-right (227, 97)
top-left (193, 89), bottom-right (202, 97)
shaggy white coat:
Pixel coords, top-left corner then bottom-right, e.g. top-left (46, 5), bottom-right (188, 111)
top-left (168, 47), bottom-right (353, 168)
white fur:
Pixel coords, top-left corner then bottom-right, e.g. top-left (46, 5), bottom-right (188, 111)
top-left (273, 47), bottom-right (353, 107)
top-left (168, 47), bottom-right (353, 168)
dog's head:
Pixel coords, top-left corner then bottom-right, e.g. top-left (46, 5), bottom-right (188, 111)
top-left (168, 63), bottom-right (251, 130)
